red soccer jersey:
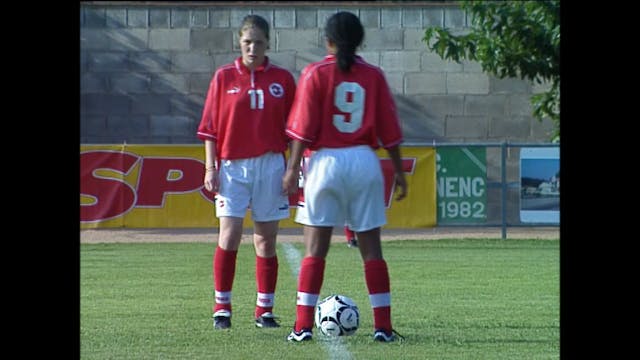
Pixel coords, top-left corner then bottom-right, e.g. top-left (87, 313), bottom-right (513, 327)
top-left (286, 55), bottom-right (402, 150)
top-left (197, 56), bottom-right (296, 160)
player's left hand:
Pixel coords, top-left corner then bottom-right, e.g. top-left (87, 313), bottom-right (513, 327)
top-left (394, 173), bottom-right (407, 201)
top-left (282, 168), bottom-right (299, 196)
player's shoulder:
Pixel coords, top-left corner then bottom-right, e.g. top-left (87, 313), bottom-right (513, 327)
top-left (267, 63), bottom-right (295, 80)
top-left (267, 61), bottom-right (288, 72)
top-left (300, 58), bottom-right (335, 80)
top-left (216, 60), bottom-right (237, 72)
top-left (355, 57), bottom-right (385, 77)
top-left (213, 63), bottom-right (238, 79)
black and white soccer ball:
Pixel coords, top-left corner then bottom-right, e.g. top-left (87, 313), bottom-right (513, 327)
top-left (315, 294), bottom-right (360, 336)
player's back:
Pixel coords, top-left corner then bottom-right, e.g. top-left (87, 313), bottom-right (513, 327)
top-left (289, 55), bottom-right (401, 150)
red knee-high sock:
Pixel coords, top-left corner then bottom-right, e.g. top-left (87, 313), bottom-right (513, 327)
top-left (365, 259), bottom-right (392, 332)
top-left (213, 246), bottom-right (237, 314)
top-left (295, 256), bottom-right (325, 332)
top-left (344, 227), bottom-right (355, 241)
top-left (255, 255), bottom-right (278, 318)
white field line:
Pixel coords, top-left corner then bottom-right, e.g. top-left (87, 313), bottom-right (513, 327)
top-left (282, 242), bottom-right (353, 360)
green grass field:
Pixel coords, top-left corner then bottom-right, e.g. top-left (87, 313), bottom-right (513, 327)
top-left (80, 239), bottom-right (559, 359)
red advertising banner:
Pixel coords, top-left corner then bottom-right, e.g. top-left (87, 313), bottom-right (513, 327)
top-left (80, 145), bottom-right (435, 228)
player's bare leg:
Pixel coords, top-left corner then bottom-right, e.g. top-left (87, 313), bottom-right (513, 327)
top-left (355, 227), bottom-right (382, 261)
top-left (304, 225), bottom-right (332, 258)
top-left (218, 216), bottom-right (244, 250)
top-left (253, 220), bottom-right (279, 257)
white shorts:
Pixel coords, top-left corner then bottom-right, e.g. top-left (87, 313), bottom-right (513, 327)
top-left (215, 152), bottom-right (290, 222)
top-left (295, 145), bottom-right (386, 232)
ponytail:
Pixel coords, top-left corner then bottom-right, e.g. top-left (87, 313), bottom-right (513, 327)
top-left (324, 12), bottom-right (364, 72)
top-left (336, 46), bottom-right (356, 72)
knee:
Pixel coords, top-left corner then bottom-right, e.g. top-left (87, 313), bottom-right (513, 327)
top-left (254, 233), bottom-right (277, 255)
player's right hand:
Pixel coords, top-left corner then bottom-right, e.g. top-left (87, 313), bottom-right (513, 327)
top-left (204, 169), bottom-right (219, 193)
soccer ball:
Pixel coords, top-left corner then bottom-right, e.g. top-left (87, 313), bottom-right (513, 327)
top-left (315, 294), bottom-right (360, 336)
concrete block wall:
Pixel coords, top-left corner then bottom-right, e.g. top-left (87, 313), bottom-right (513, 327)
top-left (80, 1), bottom-right (555, 145)
top-left (80, 2), bottom-right (557, 226)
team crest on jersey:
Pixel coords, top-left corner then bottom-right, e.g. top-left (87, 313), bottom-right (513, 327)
top-left (269, 83), bottom-right (284, 98)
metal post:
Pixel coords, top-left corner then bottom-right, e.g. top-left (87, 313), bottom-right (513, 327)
top-left (501, 142), bottom-right (507, 239)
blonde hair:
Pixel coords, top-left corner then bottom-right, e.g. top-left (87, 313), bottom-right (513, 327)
top-left (239, 15), bottom-right (270, 40)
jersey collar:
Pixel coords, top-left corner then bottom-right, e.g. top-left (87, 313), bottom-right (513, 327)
top-left (234, 56), bottom-right (272, 74)
top-left (323, 54), bottom-right (363, 62)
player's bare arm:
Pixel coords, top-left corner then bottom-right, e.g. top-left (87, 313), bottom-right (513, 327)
top-left (203, 139), bottom-right (219, 192)
top-left (386, 145), bottom-right (407, 201)
top-left (282, 140), bottom-right (306, 195)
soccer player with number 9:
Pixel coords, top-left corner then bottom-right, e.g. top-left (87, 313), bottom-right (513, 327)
top-left (282, 11), bottom-right (407, 343)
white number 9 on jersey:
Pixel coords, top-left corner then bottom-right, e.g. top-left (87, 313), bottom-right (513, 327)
top-left (333, 82), bottom-right (365, 133)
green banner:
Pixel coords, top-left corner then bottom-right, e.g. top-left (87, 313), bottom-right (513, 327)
top-left (436, 147), bottom-right (487, 224)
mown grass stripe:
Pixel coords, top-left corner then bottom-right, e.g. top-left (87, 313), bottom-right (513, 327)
top-left (282, 242), bottom-right (353, 360)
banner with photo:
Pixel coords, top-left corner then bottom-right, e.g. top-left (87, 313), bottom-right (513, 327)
top-left (519, 147), bottom-right (560, 223)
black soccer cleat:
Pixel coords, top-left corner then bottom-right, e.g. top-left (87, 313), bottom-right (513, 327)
top-left (287, 328), bottom-right (313, 342)
top-left (347, 238), bottom-right (358, 248)
top-left (213, 310), bottom-right (231, 330)
top-left (255, 312), bottom-right (280, 328)
top-left (373, 328), bottom-right (405, 342)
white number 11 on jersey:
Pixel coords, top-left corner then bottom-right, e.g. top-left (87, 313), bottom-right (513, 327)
top-left (333, 82), bottom-right (365, 133)
top-left (248, 89), bottom-right (264, 109)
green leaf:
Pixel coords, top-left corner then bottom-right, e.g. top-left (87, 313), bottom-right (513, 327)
top-left (422, 0), bottom-right (560, 141)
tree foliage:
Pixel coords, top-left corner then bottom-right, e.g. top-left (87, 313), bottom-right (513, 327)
top-left (424, 0), bottom-right (560, 142)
